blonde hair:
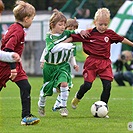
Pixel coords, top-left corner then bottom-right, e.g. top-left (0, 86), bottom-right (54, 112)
top-left (66, 17), bottom-right (78, 30)
top-left (13, 0), bottom-right (36, 21)
top-left (49, 9), bottom-right (67, 30)
top-left (94, 8), bottom-right (110, 21)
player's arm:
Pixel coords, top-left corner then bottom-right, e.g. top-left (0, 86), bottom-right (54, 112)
top-left (71, 34), bottom-right (87, 42)
top-left (75, 29), bottom-right (90, 39)
top-left (69, 56), bottom-right (79, 72)
top-left (62, 37), bottom-right (73, 43)
top-left (0, 50), bottom-right (20, 62)
top-left (51, 43), bottom-right (75, 53)
top-left (122, 38), bottom-right (133, 47)
top-left (40, 48), bottom-right (46, 68)
top-left (4, 48), bottom-right (17, 80)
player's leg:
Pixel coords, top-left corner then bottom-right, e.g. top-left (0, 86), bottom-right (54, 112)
top-left (59, 82), bottom-right (69, 116)
top-left (38, 85), bottom-right (47, 117)
top-left (71, 81), bottom-right (92, 109)
top-left (100, 79), bottom-right (111, 104)
top-left (16, 79), bottom-right (40, 125)
top-left (52, 94), bottom-right (61, 111)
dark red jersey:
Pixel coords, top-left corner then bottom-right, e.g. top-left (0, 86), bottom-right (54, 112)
top-left (71, 27), bottom-right (124, 59)
top-left (0, 23), bottom-right (27, 88)
top-left (1, 23), bottom-right (25, 56)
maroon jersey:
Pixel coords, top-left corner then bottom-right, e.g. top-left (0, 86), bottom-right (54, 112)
top-left (0, 23), bottom-right (27, 88)
top-left (71, 28), bottom-right (124, 82)
top-left (71, 28), bottom-right (124, 59)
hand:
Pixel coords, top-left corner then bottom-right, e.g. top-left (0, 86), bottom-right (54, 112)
top-left (9, 69), bottom-right (17, 80)
top-left (40, 62), bottom-right (45, 69)
top-left (73, 65), bottom-right (79, 72)
top-left (80, 30), bottom-right (90, 39)
top-left (12, 53), bottom-right (21, 62)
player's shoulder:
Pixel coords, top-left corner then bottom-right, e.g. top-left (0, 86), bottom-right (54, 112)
top-left (9, 23), bottom-right (24, 34)
top-left (106, 29), bottom-right (115, 33)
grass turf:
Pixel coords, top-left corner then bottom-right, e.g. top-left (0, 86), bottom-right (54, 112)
top-left (0, 77), bottom-right (132, 133)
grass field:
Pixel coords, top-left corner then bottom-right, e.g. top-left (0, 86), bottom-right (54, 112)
top-left (0, 77), bottom-right (132, 133)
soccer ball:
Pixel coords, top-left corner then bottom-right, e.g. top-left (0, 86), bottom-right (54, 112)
top-left (91, 101), bottom-right (108, 118)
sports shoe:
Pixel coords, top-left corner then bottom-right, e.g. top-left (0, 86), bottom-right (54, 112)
top-left (38, 106), bottom-right (45, 117)
top-left (21, 114), bottom-right (40, 125)
top-left (105, 115), bottom-right (109, 118)
top-left (59, 107), bottom-right (68, 117)
top-left (52, 106), bottom-right (60, 112)
top-left (71, 97), bottom-right (80, 109)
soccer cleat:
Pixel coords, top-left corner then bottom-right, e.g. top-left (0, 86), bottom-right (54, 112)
top-left (71, 97), bottom-right (80, 109)
top-left (59, 107), bottom-right (68, 117)
top-left (105, 115), bottom-right (109, 118)
top-left (38, 106), bottom-right (45, 117)
top-left (21, 114), bottom-right (40, 125)
top-left (52, 106), bottom-right (60, 112)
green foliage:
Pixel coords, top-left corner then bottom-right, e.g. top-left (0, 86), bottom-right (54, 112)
top-left (0, 77), bottom-right (132, 133)
top-left (3, 0), bottom-right (125, 18)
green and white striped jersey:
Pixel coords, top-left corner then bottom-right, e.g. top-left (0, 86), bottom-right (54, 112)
top-left (44, 30), bottom-right (76, 64)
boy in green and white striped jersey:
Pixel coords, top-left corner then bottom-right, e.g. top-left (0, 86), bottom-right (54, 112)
top-left (52, 17), bottom-right (80, 112)
top-left (38, 9), bottom-right (88, 117)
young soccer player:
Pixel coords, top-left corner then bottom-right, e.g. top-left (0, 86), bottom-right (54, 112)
top-left (69, 8), bottom-right (133, 118)
top-left (38, 9), bottom-right (88, 117)
top-left (52, 17), bottom-right (79, 111)
top-left (0, 0), bottom-right (40, 125)
top-left (0, 0), bottom-right (20, 62)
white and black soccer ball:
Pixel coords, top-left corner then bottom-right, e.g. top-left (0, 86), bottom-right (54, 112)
top-left (91, 101), bottom-right (108, 118)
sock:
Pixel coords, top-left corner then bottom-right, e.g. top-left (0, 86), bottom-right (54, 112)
top-left (53, 88), bottom-right (57, 93)
top-left (38, 96), bottom-right (46, 107)
top-left (53, 94), bottom-right (61, 109)
top-left (59, 86), bottom-right (69, 108)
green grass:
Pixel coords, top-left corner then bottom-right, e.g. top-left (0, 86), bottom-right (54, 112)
top-left (0, 77), bottom-right (132, 133)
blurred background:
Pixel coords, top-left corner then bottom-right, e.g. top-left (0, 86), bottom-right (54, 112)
top-left (3, 0), bottom-right (126, 19)
top-left (1, 0), bottom-right (133, 76)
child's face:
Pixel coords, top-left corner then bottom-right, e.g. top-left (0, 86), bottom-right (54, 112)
top-left (94, 17), bottom-right (109, 33)
top-left (52, 21), bottom-right (66, 34)
top-left (24, 14), bottom-right (35, 28)
top-left (66, 26), bottom-right (77, 30)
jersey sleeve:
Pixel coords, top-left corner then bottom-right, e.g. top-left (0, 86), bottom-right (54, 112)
top-left (71, 34), bottom-right (86, 42)
top-left (109, 30), bottom-right (124, 43)
top-left (0, 50), bottom-right (15, 62)
top-left (51, 43), bottom-right (75, 53)
top-left (3, 28), bottom-right (24, 51)
top-left (45, 34), bottom-right (55, 51)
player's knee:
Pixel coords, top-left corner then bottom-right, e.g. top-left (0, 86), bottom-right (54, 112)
top-left (81, 81), bottom-right (92, 91)
top-left (60, 82), bottom-right (68, 87)
top-left (25, 83), bottom-right (31, 94)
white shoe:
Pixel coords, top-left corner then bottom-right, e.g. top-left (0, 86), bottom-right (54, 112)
top-left (105, 115), bottom-right (109, 118)
top-left (59, 108), bottom-right (68, 117)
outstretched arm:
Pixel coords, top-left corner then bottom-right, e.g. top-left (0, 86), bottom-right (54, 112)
top-left (51, 43), bottom-right (75, 53)
top-left (122, 38), bottom-right (133, 47)
top-left (62, 37), bottom-right (73, 43)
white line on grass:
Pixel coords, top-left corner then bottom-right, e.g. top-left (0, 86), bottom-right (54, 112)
top-left (0, 97), bottom-right (132, 100)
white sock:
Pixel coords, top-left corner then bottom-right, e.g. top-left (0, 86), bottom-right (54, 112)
top-left (53, 88), bottom-right (57, 93)
top-left (38, 96), bottom-right (46, 107)
top-left (53, 94), bottom-right (61, 109)
top-left (59, 86), bottom-right (69, 107)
